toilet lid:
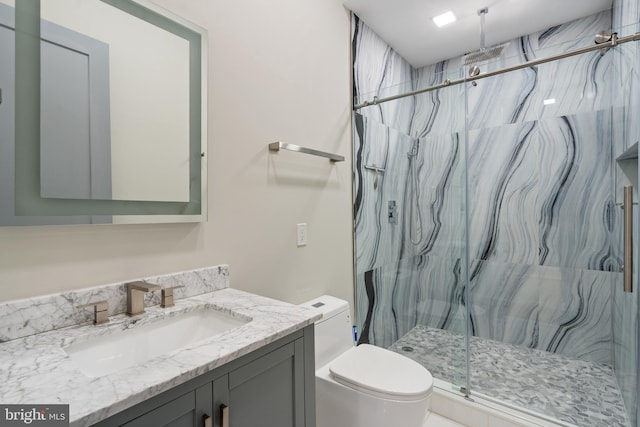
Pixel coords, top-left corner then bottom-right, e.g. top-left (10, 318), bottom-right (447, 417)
top-left (329, 344), bottom-right (433, 401)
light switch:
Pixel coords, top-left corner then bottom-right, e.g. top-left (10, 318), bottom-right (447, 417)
top-left (296, 223), bottom-right (307, 247)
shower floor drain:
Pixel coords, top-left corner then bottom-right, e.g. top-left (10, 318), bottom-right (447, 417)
top-left (401, 346), bottom-right (414, 352)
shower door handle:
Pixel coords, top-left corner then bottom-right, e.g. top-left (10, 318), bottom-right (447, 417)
top-left (623, 185), bottom-right (633, 293)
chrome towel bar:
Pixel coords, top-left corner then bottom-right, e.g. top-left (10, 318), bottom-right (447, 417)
top-left (269, 141), bottom-right (345, 163)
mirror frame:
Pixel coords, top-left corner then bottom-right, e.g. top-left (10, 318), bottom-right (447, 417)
top-left (14, 0), bottom-right (207, 221)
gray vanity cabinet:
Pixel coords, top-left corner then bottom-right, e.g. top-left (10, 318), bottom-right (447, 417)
top-left (213, 339), bottom-right (304, 427)
top-left (93, 326), bottom-right (315, 427)
top-left (119, 386), bottom-right (211, 427)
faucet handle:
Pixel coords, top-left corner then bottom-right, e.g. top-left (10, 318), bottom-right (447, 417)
top-left (161, 285), bottom-right (185, 308)
top-left (78, 300), bottom-right (109, 324)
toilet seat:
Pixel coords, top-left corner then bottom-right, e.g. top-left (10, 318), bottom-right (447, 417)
top-left (329, 344), bottom-right (433, 401)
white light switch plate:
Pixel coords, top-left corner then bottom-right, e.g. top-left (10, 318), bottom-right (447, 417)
top-left (296, 223), bottom-right (307, 247)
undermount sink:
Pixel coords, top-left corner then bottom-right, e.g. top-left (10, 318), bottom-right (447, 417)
top-left (64, 308), bottom-right (250, 378)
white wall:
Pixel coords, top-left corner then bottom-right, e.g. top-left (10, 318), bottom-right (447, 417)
top-left (0, 0), bottom-right (354, 309)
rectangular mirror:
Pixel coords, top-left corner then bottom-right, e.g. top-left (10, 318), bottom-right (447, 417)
top-left (1, 0), bottom-right (207, 226)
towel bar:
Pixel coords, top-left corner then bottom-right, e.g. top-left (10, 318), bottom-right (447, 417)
top-left (269, 141), bottom-right (344, 163)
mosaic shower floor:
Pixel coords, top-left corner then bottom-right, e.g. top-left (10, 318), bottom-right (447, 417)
top-left (388, 326), bottom-right (630, 427)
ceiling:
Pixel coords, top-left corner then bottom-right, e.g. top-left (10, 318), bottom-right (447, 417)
top-left (342, 0), bottom-right (613, 68)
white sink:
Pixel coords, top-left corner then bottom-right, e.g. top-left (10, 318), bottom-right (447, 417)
top-left (64, 309), bottom-right (249, 377)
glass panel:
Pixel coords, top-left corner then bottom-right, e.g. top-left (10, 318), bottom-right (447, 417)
top-left (352, 38), bottom-right (469, 392)
top-left (612, 18), bottom-right (640, 427)
top-left (464, 11), bottom-right (637, 427)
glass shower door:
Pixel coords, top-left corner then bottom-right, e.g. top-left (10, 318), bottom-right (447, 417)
top-left (350, 6), bottom-right (640, 426)
top-left (352, 65), bottom-right (470, 395)
top-left (464, 17), bottom-right (639, 427)
top-left (611, 20), bottom-right (640, 427)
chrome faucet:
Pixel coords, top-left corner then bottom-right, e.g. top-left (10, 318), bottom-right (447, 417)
top-left (126, 281), bottom-right (161, 315)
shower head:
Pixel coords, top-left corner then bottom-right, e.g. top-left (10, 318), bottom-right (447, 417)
top-left (464, 43), bottom-right (508, 65)
top-left (464, 6), bottom-right (507, 65)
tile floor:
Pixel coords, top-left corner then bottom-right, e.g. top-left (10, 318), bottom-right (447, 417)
top-left (423, 413), bottom-right (466, 427)
top-left (389, 326), bottom-right (630, 427)
top-left (424, 413), bottom-right (467, 427)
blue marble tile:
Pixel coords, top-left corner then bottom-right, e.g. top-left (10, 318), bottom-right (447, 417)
top-left (465, 111), bottom-right (620, 273)
top-left (613, 0), bottom-right (640, 32)
top-left (356, 254), bottom-right (466, 349)
top-left (540, 13), bottom-right (615, 114)
top-left (536, 267), bottom-right (613, 364)
top-left (354, 261), bottom-right (404, 347)
top-left (408, 133), bottom-right (466, 261)
top-left (536, 111), bottom-right (619, 271)
top-left (467, 121), bottom-right (539, 266)
top-left (470, 259), bottom-right (613, 364)
top-left (352, 15), bottom-right (414, 134)
top-left (354, 114), bottom-right (467, 272)
top-left (468, 260), bottom-right (541, 348)
top-left (410, 65), bottom-right (466, 138)
top-left (465, 63), bottom-right (538, 131)
top-left (353, 113), bottom-right (413, 274)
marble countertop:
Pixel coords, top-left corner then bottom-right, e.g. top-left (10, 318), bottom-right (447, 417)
top-left (0, 288), bottom-right (320, 426)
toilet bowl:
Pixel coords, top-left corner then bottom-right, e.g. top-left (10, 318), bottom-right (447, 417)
top-left (300, 295), bottom-right (433, 427)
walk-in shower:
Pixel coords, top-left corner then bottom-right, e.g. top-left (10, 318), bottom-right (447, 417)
top-left (351, 1), bottom-right (640, 425)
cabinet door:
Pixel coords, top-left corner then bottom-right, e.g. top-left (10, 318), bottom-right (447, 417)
top-left (213, 339), bottom-right (306, 427)
top-left (121, 384), bottom-right (212, 427)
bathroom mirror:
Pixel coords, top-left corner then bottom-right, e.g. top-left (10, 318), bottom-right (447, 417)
top-left (1, 0), bottom-right (207, 226)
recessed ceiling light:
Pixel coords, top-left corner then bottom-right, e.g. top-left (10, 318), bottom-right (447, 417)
top-left (543, 98), bottom-right (556, 105)
top-left (432, 11), bottom-right (456, 28)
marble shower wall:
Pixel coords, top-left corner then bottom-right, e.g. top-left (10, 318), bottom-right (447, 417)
top-left (353, 9), bottom-right (633, 369)
top-left (466, 110), bottom-right (619, 364)
top-left (354, 114), bottom-right (467, 356)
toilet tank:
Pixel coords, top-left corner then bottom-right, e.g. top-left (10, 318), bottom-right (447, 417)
top-left (300, 295), bottom-right (354, 369)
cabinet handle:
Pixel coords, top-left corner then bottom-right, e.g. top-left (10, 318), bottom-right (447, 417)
top-left (221, 404), bottom-right (229, 427)
top-left (203, 414), bottom-right (212, 427)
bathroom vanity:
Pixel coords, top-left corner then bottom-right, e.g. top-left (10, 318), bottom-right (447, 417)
top-left (94, 325), bottom-right (314, 427)
top-left (0, 266), bottom-right (319, 427)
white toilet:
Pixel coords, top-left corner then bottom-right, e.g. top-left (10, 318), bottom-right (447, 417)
top-left (300, 295), bottom-right (433, 427)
